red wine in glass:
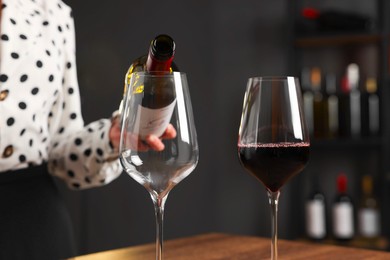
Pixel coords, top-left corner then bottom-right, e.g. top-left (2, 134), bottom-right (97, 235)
top-left (238, 142), bottom-right (310, 192)
top-left (237, 76), bottom-right (310, 260)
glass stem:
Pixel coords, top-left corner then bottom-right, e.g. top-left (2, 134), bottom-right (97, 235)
top-left (154, 195), bottom-right (167, 260)
top-left (268, 190), bottom-right (281, 260)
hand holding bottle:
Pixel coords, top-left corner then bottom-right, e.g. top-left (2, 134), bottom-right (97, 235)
top-left (109, 116), bottom-right (176, 152)
top-left (113, 34), bottom-right (179, 152)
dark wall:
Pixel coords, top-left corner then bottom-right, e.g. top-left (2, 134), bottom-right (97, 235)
top-left (61, 0), bottom-right (288, 255)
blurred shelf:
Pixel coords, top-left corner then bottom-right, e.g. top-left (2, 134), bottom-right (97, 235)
top-left (294, 32), bottom-right (383, 47)
top-left (290, 0), bottom-right (390, 249)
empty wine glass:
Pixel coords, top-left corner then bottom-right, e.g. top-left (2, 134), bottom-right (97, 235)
top-left (119, 71), bottom-right (199, 260)
top-left (237, 76), bottom-right (310, 260)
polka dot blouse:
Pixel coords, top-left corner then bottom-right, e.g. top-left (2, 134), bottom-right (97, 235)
top-left (0, 0), bottom-right (122, 189)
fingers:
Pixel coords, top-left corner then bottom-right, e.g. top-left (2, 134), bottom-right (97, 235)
top-left (145, 135), bottom-right (165, 151)
top-left (161, 124), bottom-right (177, 139)
top-left (125, 124), bottom-right (177, 152)
top-left (136, 140), bottom-right (151, 152)
top-left (142, 124), bottom-right (177, 152)
top-left (128, 134), bottom-right (150, 152)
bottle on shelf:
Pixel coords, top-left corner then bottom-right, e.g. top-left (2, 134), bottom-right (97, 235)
top-left (347, 63), bottom-right (361, 138)
top-left (311, 67), bottom-right (328, 139)
top-left (361, 78), bottom-right (380, 137)
top-left (338, 63), bottom-right (362, 138)
top-left (332, 173), bottom-right (355, 242)
top-left (325, 73), bottom-right (339, 138)
top-left (305, 176), bottom-right (327, 241)
top-left (358, 175), bottom-right (381, 240)
top-left (338, 75), bottom-right (351, 137)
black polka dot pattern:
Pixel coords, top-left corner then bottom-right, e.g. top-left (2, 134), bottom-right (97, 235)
top-left (0, 74), bottom-right (8, 82)
top-left (0, 0), bottom-right (121, 189)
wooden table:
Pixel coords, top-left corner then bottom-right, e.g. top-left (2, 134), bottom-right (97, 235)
top-left (71, 233), bottom-right (390, 259)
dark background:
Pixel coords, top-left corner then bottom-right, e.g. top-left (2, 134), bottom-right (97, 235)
top-left (59, 0), bottom-right (387, 256)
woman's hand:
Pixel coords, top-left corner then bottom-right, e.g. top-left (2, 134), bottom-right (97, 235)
top-left (109, 116), bottom-right (176, 152)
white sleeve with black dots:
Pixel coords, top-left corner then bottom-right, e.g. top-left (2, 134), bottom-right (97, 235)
top-left (0, 0), bottom-right (122, 188)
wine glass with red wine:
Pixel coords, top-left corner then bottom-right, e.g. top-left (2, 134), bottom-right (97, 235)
top-left (119, 71), bottom-right (199, 260)
top-left (238, 76), bottom-right (310, 260)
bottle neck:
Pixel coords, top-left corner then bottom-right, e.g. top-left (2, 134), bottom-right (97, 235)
top-left (145, 34), bottom-right (175, 72)
top-left (146, 51), bottom-right (174, 72)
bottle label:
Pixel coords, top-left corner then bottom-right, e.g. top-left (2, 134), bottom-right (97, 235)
top-left (133, 100), bottom-right (176, 138)
top-left (333, 202), bottom-right (354, 238)
top-left (305, 200), bottom-right (326, 239)
top-left (359, 208), bottom-right (380, 237)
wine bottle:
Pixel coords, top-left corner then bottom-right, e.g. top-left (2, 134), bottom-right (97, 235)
top-left (361, 78), bottom-right (380, 136)
top-left (348, 64), bottom-right (361, 137)
top-left (332, 173), bottom-right (355, 242)
top-left (305, 177), bottom-right (327, 241)
top-left (367, 78), bottom-right (380, 136)
top-left (338, 75), bottom-right (351, 137)
top-left (325, 73), bottom-right (339, 138)
top-left (126, 34), bottom-right (178, 74)
top-left (358, 175), bottom-right (380, 239)
top-left (122, 34), bottom-right (178, 99)
top-left (311, 67), bottom-right (328, 139)
top-left (120, 34), bottom-right (178, 138)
